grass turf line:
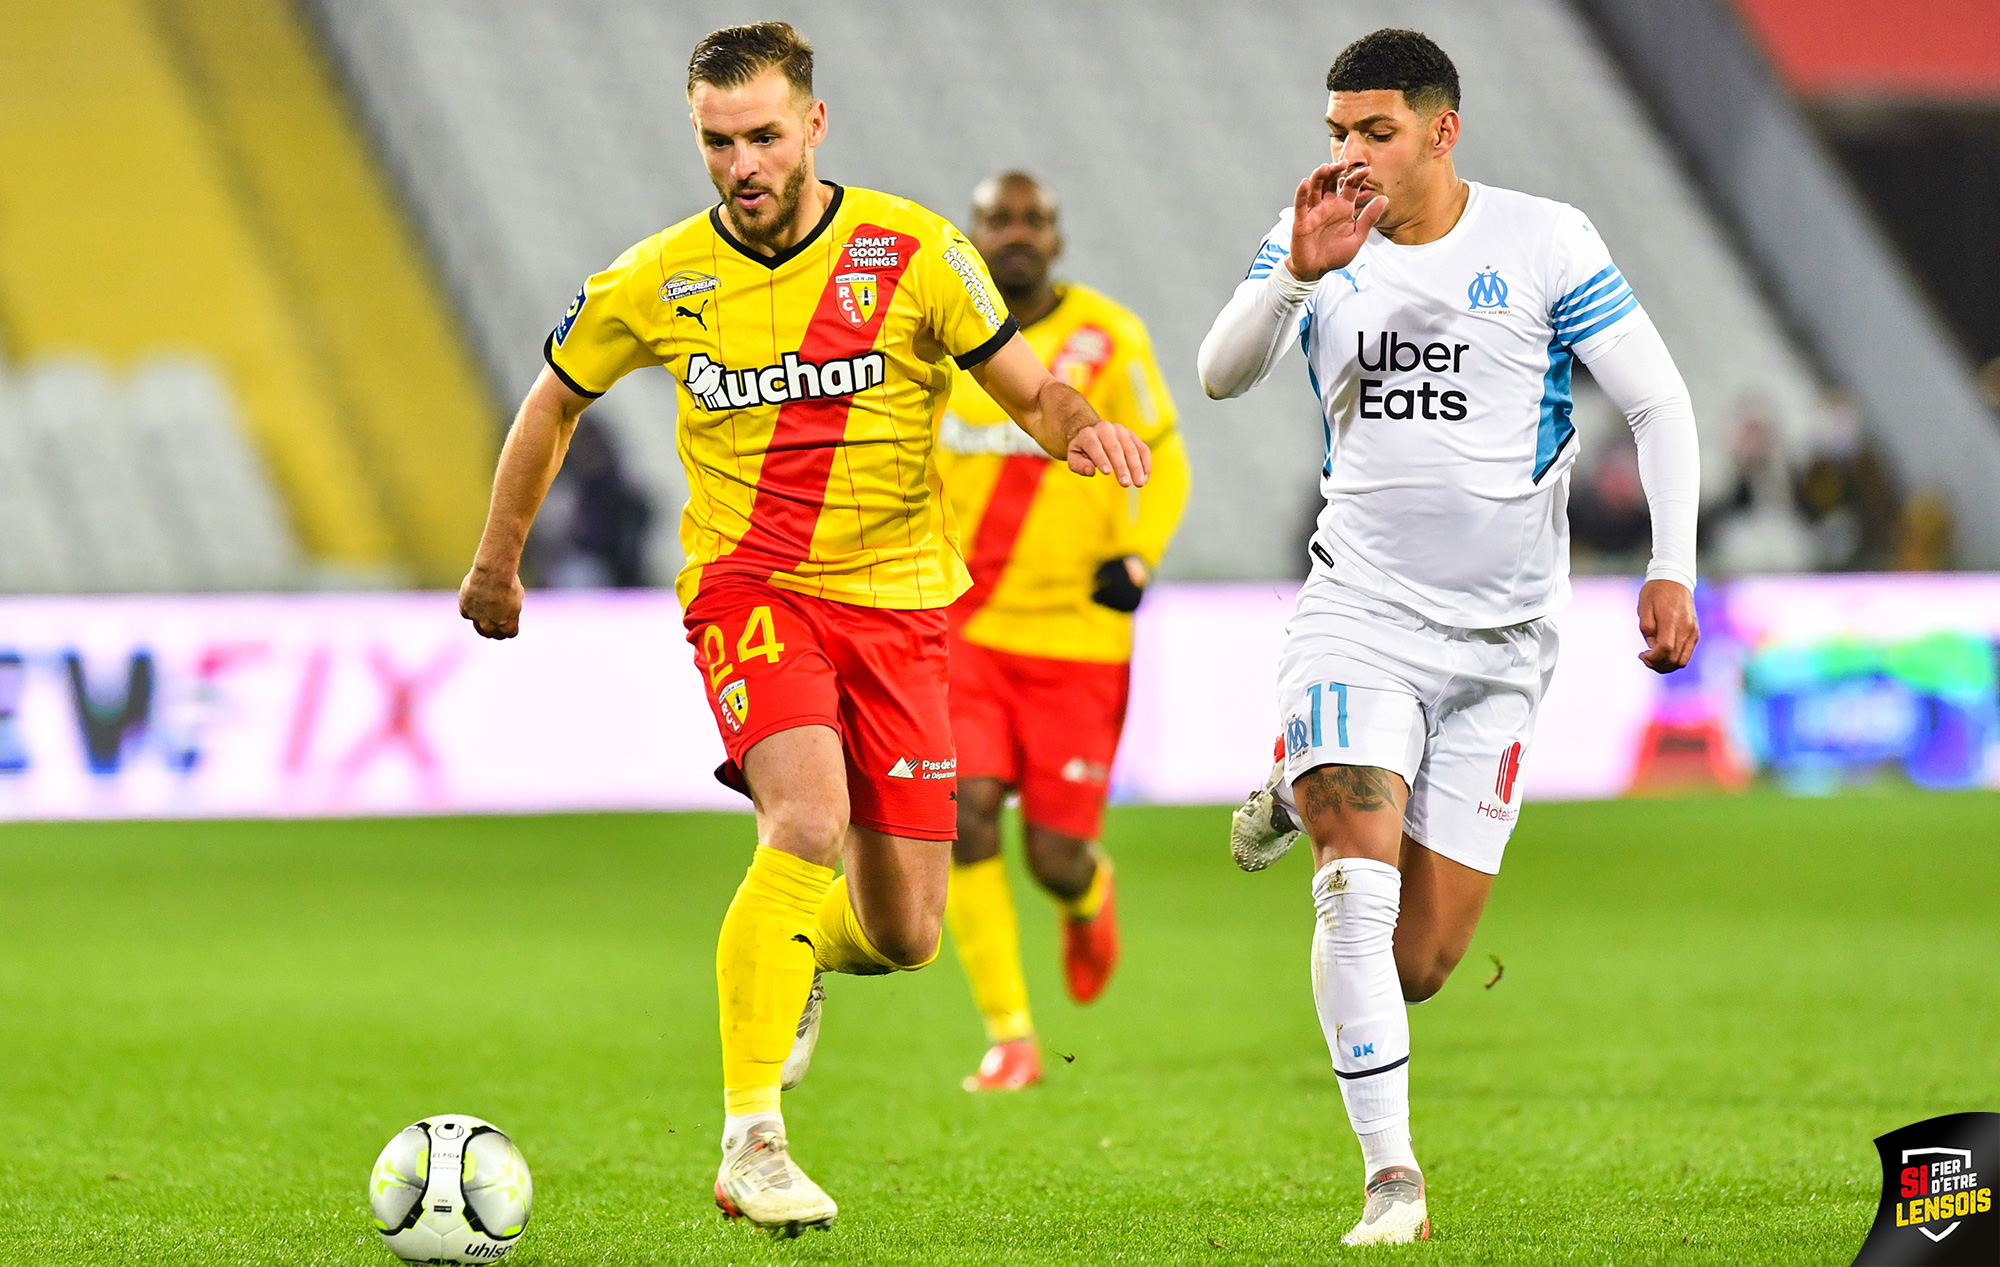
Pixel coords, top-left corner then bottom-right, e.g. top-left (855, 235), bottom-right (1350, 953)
top-left (0, 792), bottom-right (1994, 1265)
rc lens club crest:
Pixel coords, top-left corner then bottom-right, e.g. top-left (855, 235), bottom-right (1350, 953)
top-left (835, 272), bottom-right (877, 328)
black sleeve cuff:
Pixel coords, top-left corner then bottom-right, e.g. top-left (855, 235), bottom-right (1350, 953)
top-left (952, 315), bottom-right (1020, 370)
top-left (543, 333), bottom-right (605, 398)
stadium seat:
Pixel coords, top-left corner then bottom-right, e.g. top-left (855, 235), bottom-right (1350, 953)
top-left (311, 0), bottom-right (1826, 577)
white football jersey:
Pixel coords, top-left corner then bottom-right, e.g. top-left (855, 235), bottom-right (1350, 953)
top-left (1244, 181), bottom-right (1643, 628)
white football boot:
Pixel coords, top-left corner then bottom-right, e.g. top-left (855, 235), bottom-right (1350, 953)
top-left (714, 1120), bottom-right (837, 1235)
top-left (1341, 1165), bottom-right (1430, 1246)
top-left (780, 973), bottom-right (823, 1091)
top-left (1229, 760), bottom-right (1301, 872)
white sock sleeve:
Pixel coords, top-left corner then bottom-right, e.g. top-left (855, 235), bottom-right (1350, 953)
top-left (1310, 857), bottom-right (1414, 1155)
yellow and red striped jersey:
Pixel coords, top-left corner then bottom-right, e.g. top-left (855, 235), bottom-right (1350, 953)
top-left (938, 283), bottom-right (1191, 664)
top-left (546, 183), bottom-right (1017, 610)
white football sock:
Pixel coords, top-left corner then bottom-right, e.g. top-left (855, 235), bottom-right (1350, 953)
top-left (1310, 856), bottom-right (1419, 1180)
top-left (721, 1111), bottom-right (782, 1154)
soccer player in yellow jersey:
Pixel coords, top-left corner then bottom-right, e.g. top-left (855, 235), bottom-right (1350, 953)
top-left (937, 173), bottom-right (1191, 1091)
top-left (456, 24), bottom-right (1151, 1235)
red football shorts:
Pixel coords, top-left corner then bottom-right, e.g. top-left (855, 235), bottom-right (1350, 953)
top-left (949, 633), bottom-right (1131, 841)
top-left (683, 577), bottom-right (956, 841)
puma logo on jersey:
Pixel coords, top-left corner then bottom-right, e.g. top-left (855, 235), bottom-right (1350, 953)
top-left (676, 301), bottom-right (709, 329)
top-left (684, 351), bottom-right (887, 411)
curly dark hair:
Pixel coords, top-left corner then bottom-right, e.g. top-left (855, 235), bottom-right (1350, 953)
top-left (687, 21), bottom-right (814, 99)
top-left (1326, 28), bottom-right (1460, 116)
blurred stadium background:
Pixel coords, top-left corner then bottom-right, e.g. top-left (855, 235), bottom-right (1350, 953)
top-left (1, 0), bottom-right (1996, 812)
top-left (1, 4), bottom-right (1997, 1262)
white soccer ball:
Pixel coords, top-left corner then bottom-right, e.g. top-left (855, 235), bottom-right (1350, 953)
top-left (369, 1115), bottom-right (532, 1264)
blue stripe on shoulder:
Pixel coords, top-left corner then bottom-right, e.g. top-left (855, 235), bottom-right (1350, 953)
top-left (1552, 282), bottom-right (1635, 335)
top-left (1550, 263), bottom-right (1620, 319)
top-left (1560, 293), bottom-right (1641, 345)
top-left (1245, 241), bottom-right (1290, 280)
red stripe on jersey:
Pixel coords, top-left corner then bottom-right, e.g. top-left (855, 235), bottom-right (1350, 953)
top-left (718, 225), bottom-right (921, 582)
top-left (950, 453), bottom-right (1048, 630)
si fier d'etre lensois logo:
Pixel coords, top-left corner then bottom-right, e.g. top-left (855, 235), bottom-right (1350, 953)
top-left (1852, 1112), bottom-right (1997, 1266)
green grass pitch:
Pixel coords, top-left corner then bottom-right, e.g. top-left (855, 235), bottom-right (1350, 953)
top-left (2, 792), bottom-right (1995, 1265)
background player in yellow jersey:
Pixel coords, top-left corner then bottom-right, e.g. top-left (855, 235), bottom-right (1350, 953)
top-left (937, 173), bottom-right (1192, 1091)
top-left (456, 24), bottom-right (1151, 1236)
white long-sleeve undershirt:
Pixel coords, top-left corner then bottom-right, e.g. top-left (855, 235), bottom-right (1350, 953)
top-left (1582, 317), bottom-right (1700, 593)
top-left (1195, 270), bottom-right (1700, 593)
top-left (1197, 267), bottom-right (1313, 402)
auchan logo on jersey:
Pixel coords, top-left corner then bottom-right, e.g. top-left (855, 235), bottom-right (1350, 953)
top-left (683, 351), bottom-right (887, 411)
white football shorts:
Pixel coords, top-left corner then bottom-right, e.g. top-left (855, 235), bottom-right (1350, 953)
top-left (1275, 572), bottom-right (1559, 875)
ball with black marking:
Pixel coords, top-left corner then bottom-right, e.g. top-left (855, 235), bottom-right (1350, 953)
top-left (369, 1115), bottom-right (532, 1264)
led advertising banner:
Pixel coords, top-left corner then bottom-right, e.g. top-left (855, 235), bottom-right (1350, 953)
top-left (0, 576), bottom-right (1994, 819)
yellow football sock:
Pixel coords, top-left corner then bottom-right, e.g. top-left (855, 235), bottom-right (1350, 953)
top-left (946, 858), bottom-right (1035, 1043)
top-left (1057, 852), bottom-right (1112, 922)
top-left (717, 845), bottom-right (835, 1116)
top-left (811, 873), bottom-right (939, 974)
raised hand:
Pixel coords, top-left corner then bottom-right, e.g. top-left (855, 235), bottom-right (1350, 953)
top-left (1288, 163), bottom-right (1387, 283)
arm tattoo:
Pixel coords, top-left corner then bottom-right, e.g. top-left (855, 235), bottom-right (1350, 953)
top-left (1295, 764), bottom-right (1405, 820)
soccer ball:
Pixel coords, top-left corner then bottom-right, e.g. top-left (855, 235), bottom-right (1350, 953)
top-left (369, 1115), bottom-right (532, 1263)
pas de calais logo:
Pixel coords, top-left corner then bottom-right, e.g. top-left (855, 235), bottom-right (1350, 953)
top-left (1852, 1112), bottom-right (1997, 1266)
top-left (1467, 266), bottom-right (1510, 314)
top-left (717, 679), bottom-right (749, 734)
top-left (835, 271), bottom-right (877, 329)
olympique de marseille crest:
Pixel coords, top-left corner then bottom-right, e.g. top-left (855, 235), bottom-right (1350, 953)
top-left (835, 272), bottom-right (877, 328)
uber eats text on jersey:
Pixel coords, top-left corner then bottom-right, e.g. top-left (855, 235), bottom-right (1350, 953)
top-left (1356, 330), bottom-right (1470, 422)
top-left (685, 350), bottom-right (887, 411)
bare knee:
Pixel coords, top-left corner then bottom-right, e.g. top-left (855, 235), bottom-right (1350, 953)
top-left (868, 912), bottom-right (943, 969)
top-left (759, 801), bottom-right (846, 868)
top-left (1398, 949), bottom-right (1463, 1003)
top-left (954, 779), bottom-right (1006, 866)
top-left (1023, 825), bottom-right (1095, 901)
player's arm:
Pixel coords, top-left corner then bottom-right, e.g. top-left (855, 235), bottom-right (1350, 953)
top-left (1579, 315), bottom-right (1701, 673)
top-left (969, 334), bottom-right (1151, 487)
top-left (1198, 165), bottom-right (1384, 399)
top-left (458, 369), bottom-right (593, 639)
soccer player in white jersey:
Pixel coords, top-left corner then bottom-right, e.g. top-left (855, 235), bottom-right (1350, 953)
top-left (1197, 29), bottom-right (1701, 1246)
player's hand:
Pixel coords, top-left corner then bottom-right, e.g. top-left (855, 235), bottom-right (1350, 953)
top-left (1637, 578), bottom-right (1698, 673)
top-left (1288, 163), bottom-right (1387, 283)
top-left (459, 565), bottom-right (525, 640)
top-left (1067, 419), bottom-right (1152, 488)
top-left (1091, 555), bottom-right (1150, 613)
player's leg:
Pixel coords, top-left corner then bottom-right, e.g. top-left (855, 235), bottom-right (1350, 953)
top-left (713, 723), bottom-right (849, 1232)
top-left (947, 776), bottom-right (1042, 1090)
top-left (1274, 591), bottom-right (1437, 1245)
top-left (1390, 612), bottom-right (1555, 1005)
top-left (1291, 763), bottom-right (1432, 1247)
top-left (688, 583), bottom-right (849, 1232)
top-left (811, 821), bottom-right (951, 971)
top-left (940, 637), bottom-right (1040, 1088)
top-left (1014, 653), bottom-right (1129, 1004)
top-left (1392, 837), bottom-right (1494, 1003)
